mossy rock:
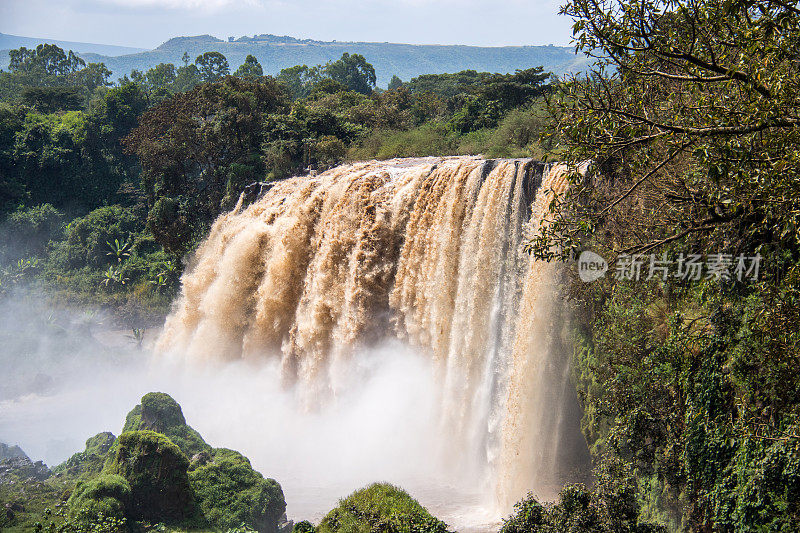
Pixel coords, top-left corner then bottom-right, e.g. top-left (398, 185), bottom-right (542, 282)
top-left (317, 483), bottom-right (449, 533)
top-left (66, 473), bottom-right (130, 524)
top-left (189, 448), bottom-right (287, 533)
top-left (54, 432), bottom-right (116, 477)
top-left (103, 430), bottom-right (196, 523)
top-left (122, 392), bottom-right (210, 457)
top-left (293, 520), bottom-right (316, 533)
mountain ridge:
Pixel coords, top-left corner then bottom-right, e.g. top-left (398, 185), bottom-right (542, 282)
top-left (0, 32), bottom-right (147, 57)
top-left (1, 32), bottom-right (589, 87)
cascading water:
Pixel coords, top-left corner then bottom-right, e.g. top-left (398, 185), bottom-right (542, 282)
top-left (156, 156), bottom-right (588, 523)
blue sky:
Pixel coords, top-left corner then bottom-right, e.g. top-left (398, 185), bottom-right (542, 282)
top-left (0, 0), bottom-right (574, 49)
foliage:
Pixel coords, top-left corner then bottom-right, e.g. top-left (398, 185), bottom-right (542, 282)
top-left (500, 472), bottom-right (665, 533)
top-left (0, 203), bottom-right (65, 261)
top-left (122, 392), bottom-right (210, 458)
top-left (123, 75), bottom-right (288, 251)
top-left (235, 55), bottom-right (264, 79)
top-left (189, 448), bottom-right (286, 532)
top-left (195, 52), bottom-right (230, 82)
top-left (66, 474), bottom-right (130, 525)
top-left (532, 0), bottom-right (800, 261)
top-left (55, 205), bottom-right (140, 269)
top-left (102, 430), bottom-right (197, 523)
top-left (317, 483), bottom-right (449, 533)
top-left (54, 433), bottom-right (116, 478)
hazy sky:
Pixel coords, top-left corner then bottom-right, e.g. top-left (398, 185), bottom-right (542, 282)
top-left (0, 0), bottom-right (575, 49)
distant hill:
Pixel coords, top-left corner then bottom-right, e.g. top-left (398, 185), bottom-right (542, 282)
top-left (0, 32), bottom-right (147, 58)
top-left (1, 33), bottom-right (589, 87)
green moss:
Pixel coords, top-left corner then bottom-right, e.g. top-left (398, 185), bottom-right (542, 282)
top-left (103, 430), bottom-right (197, 523)
top-left (317, 483), bottom-right (448, 533)
top-left (122, 392), bottom-right (210, 457)
top-left (189, 448), bottom-right (286, 533)
top-left (67, 473), bottom-right (130, 523)
top-left (293, 520), bottom-right (316, 533)
top-left (53, 432), bottom-right (116, 478)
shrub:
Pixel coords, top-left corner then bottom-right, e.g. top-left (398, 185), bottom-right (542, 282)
top-left (1, 203), bottom-right (65, 262)
top-left (67, 473), bottom-right (131, 524)
top-left (293, 520), bottom-right (316, 533)
top-left (102, 430), bottom-right (196, 523)
top-left (57, 205), bottom-right (140, 268)
top-left (347, 124), bottom-right (457, 160)
top-left (317, 483), bottom-right (449, 533)
top-left (189, 448), bottom-right (287, 533)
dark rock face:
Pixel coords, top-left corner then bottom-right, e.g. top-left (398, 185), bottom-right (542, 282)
top-left (103, 430), bottom-right (196, 523)
top-left (0, 444), bottom-right (51, 484)
top-left (0, 443), bottom-right (27, 462)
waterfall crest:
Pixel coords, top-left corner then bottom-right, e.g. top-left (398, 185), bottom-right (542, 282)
top-left (157, 156), bottom-right (583, 512)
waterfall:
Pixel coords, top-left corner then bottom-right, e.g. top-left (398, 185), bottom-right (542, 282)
top-left (157, 156), bottom-right (585, 514)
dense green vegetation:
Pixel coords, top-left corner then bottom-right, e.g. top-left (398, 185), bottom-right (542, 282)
top-left (514, 0), bottom-right (800, 531)
top-left (0, 43), bottom-right (553, 324)
top-left (4, 0), bottom-right (800, 530)
top-left (0, 392), bottom-right (288, 533)
top-left (316, 483), bottom-right (449, 533)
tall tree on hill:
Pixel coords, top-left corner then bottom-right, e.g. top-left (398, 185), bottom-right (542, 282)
top-left (195, 52), bottom-right (230, 83)
top-left (323, 53), bottom-right (376, 95)
top-left (234, 55), bottom-right (264, 79)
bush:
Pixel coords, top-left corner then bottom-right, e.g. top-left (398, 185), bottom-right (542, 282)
top-left (293, 520), bottom-right (316, 533)
top-left (102, 430), bottom-right (196, 523)
top-left (317, 483), bottom-right (449, 533)
top-left (348, 123), bottom-right (457, 160)
top-left (67, 473), bottom-right (131, 524)
top-left (1, 204), bottom-right (65, 263)
top-left (56, 205), bottom-right (140, 268)
top-left (500, 477), bottom-right (666, 533)
top-left (122, 392), bottom-right (210, 457)
top-left (189, 448), bottom-right (287, 533)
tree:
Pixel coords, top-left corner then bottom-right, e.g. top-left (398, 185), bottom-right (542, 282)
top-left (524, 1), bottom-right (800, 531)
top-left (323, 53), bottom-right (376, 95)
top-left (8, 44), bottom-right (85, 80)
top-left (234, 55), bottom-right (263, 79)
top-left (277, 64), bottom-right (321, 99)
top-left (388, 75), bottom-right (403, 91)
top-left (532, 0), bottom-right (800, 262)
top-left (123, 76), bottom-right (288, 251)
top-left (195, 51), bottom-right (230, 82)
top-left (72, 62), bottom-right (112, 93)
top-left (146, 63), bottom-right (177, 91)
top-left (173, 64), bottom-right (201, 93)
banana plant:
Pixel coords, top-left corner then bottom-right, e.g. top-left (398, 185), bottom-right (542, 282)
top-left (106, 238), bottom-right (132, 264)
top-left (100, 265), bottom-right (128, 287)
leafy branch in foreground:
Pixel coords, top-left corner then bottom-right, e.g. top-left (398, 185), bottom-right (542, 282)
top-left (531, 0), bottom-right (800, 261)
